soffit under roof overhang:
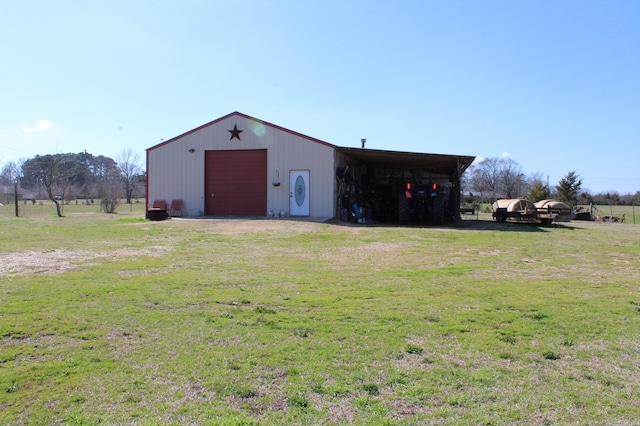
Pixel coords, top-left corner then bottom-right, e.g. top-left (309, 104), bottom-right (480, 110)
top-left (336, 147), bottom-right (476, 176)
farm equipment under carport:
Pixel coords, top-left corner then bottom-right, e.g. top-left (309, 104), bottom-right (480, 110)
top-left (492, 198), bottom-right (558, 226)
top-left (398, 182), bottom-right (446, 225)
top-left (336, 165), bottom-right (453, 225)
top-left (335, 147), bottom-right (474, 225)
top-left (339, 180), bottom-right (448, 225)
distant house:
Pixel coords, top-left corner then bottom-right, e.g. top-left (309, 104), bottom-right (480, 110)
top-left (0, 185), bottom-right (36, 203)
top-left (146, 111), bottom-right (475, 221)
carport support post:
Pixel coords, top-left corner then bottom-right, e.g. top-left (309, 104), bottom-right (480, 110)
top-left (453, 160), bottom-right (461, 222)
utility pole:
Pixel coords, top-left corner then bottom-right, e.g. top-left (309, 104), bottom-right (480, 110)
top-left (84, 149), bottom-right (89, 204)
top-left (546, 175), bottom-right (550, 197)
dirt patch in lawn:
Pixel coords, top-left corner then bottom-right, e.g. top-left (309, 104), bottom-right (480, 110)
top-left (0, 250), bottom-right (82, 275)
top-left (0, 246), bottom-right (174, 276)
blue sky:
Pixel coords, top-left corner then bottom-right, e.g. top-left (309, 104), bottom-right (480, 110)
top-left (1, 1), bottom-right (639, 194)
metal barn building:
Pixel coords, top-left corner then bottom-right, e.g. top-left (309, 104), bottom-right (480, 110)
top-left (146, 111), bottom-right (475, 222)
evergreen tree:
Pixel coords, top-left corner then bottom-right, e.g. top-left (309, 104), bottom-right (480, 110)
top-left (527, 180), bottom-right (549, 202)
top-left (556, 171), bottom-right (582, 207)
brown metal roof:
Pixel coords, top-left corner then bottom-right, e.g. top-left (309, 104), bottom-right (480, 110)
top-left (337, 147), bottom-right (475, 174)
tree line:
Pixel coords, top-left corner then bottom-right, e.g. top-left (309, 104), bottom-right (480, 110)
top-left (463, 157), bottom-right (640, 207)
top-left (0, 149), bottom-right (144, 216)
top-left (4, 151), bottom-right (637, 216)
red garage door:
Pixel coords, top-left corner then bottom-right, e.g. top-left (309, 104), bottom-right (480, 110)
top-left (204, 150), bottom-right (267, 215)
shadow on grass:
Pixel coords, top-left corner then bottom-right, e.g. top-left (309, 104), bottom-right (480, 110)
top-left (330, 218), bottom-right (580, 233)
top-left (455, 220), bottom-right (580, 232)
top-left (176, 215), bottom-right (581, 233)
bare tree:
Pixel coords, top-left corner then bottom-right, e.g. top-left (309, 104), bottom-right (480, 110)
top-left (1, 160), bottom-right (22, 186)
top-left (95, 156), bottom-right (123, 213)
top-left (22, 154), bottom-right (75, 217)
top-left (1, 161), bottom-right (22, 209)
top-left (499, 158), bottom-right (527, 198)
top-left (99, 177), bottom-right (122, 213)
top-left (470, 157), bottom-right (532, 200)
top-left (471, 157), bottom-right (503, 200)
top-left (117, 148), bottom-right (142, 204)
top-left (460, 167), bottom-right (473, 194)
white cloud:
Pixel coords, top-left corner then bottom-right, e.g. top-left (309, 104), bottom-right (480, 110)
top-left (21, 120), bottom-right (52, 133)
top-left (500, 151), bottom-right (510, 158)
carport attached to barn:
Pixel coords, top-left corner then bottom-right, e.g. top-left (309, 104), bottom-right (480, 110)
top-left (334, 147), bottom-right (475, 222)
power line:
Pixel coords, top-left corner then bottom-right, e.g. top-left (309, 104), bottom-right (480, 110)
top-left (0, 143), bottom-right (38, 156)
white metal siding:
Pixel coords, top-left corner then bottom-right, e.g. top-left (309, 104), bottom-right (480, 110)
top-left (147, 114), bottom-right (336, 218)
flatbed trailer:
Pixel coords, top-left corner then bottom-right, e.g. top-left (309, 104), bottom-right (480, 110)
top-left (492, 198), bottom-right (558, 226)
top-left (493, 208), bottom-right (557, 226)
top-left (492, 208), bottom-right (538, 223)
top-left (537, 212), bottom-right (558, 226)
top-left (460, 204), bottom-right (476, 214)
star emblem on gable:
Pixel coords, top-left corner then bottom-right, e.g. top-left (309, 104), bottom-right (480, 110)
top-left (228, 124), bottom-right (243, 141)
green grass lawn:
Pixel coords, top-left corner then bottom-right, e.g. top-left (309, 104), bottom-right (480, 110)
top-left (1, 203), bottom-right (639, 425)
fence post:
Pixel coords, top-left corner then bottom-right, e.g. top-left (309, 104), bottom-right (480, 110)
top-left (13, 181), bottom-right (19, 217)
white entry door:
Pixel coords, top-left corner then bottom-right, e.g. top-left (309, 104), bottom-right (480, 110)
top-left (289, 170), bottom-right (310, 216)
